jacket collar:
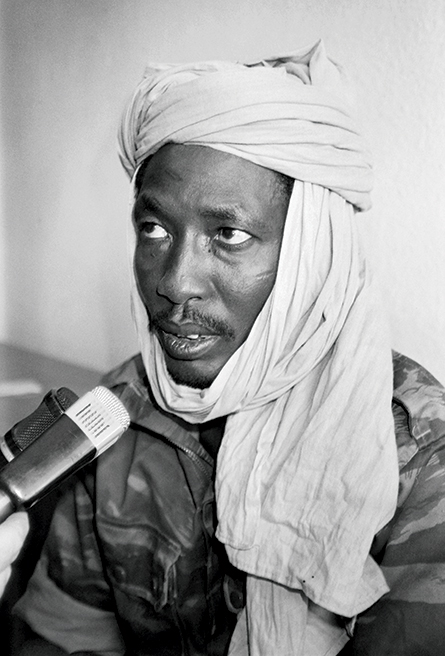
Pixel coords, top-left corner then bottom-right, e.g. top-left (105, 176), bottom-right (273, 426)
top-left (102, 354), bottom-right (214, 466)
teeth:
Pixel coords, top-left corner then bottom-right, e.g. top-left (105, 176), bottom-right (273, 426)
top-left (176, 334), bottom-right (201, 340)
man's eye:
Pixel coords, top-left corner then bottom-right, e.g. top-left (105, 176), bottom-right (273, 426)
top-left (216, 228), bottom-right (251, 245)
top-left (138, 222), bottom-right (169, 240)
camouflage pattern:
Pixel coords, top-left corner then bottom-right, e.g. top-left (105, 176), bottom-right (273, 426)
top-left (350, 352), bottom-right (445, 655)
top-left (16, 355), bottom-right (238, 655)
top-left (16, 351), bottom-right (445, 655)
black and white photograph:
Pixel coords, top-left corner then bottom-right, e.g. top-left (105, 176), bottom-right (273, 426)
top-left (0, 1), bottom-right (444, 654)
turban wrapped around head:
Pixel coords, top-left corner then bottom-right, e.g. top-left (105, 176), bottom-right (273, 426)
top-left (118, 41), bottom-right (398, 654)
top-left (118, 40), bottom-right (372, 211)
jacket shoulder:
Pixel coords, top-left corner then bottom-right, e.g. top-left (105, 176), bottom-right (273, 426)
top-left (100, 353), bottom-right (146, 390)
top-left (392, 350), bottom-right (445, 454)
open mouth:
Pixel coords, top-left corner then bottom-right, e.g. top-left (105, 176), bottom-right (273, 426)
top-left (158, 329), bottom-right (219, 360)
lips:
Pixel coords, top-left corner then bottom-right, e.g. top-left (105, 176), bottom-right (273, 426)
top-left (156, 323), bottom-right (220, 360)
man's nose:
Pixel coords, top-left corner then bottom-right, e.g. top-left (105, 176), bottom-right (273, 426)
top-left (157, 237), bottom-right (210, 305)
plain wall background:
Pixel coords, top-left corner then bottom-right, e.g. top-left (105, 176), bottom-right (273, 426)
top-left (1, 0), bottom-right (444, 382)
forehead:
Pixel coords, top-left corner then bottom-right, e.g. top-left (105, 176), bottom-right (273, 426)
top-left (135, 144), bottom-right (286, 229)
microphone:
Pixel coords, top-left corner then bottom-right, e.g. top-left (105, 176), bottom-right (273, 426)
top-left (0, 386), bottom-right (130, 523)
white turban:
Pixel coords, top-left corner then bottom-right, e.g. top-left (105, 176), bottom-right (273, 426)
top-left (119, 41), bottom-right (372, 211)
top-left (118, 41), bottom-right (398, 654)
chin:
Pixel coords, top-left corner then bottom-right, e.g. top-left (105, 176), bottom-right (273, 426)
top-left (167, 365), bottom-right (216, 390)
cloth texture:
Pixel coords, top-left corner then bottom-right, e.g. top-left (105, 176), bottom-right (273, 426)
top-left (228, 578), bottom-right (349, 656)
top-left (118, 39), bottom-right (398, 625)
top-left (14, 352), bottom-right (445, 655)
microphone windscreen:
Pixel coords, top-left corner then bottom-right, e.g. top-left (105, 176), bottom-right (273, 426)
top-left (90, 386), bottom-right (130, 431)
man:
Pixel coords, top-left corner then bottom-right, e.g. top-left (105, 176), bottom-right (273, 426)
top-left (13, 42), bottom-right (445, 655)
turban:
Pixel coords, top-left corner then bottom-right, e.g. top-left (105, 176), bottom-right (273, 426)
top-left (118, 42), bottom-right (398, 654)
top-left (119, 41), bottom-right (372, 211)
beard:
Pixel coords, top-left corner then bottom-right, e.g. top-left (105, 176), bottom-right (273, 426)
top-left (166, 365), bottom-right (214, 389)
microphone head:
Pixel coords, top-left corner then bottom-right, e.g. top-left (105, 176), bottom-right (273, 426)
top-left (90, 386), bottom-right (131, 432)
top-left (64, 386), bottom-right (131, 456)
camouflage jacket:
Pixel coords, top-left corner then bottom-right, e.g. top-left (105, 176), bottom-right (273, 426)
top-left (350, 352), bottom-right (445, 655)
top-left (15, 352), bottom-right (445, 655)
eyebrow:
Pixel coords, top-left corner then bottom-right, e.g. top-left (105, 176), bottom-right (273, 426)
top-left (135, 193), bottom-right (164, 215)
top-left (136, 192), bottom-right (255, 228)
top-left (200, 205), bottom-right (253, 226)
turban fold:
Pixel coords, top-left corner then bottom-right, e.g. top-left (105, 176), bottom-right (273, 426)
top-left (119, 41), bottom-right (398, 654)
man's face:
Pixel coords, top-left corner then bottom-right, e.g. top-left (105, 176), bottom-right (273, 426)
top-left (133, 144), bottom-right (288, 389)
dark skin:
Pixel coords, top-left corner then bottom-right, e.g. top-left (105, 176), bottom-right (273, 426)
top-left (133, 144), bottom-right (290, 389)
top-left (16, 147), bottom-right (292, 655)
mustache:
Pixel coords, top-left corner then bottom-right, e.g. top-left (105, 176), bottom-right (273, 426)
top-left (150, 308), bottom-right (236, 340)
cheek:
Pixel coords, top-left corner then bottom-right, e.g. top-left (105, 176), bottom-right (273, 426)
top-left (134, 249), bottom-right (160, 300)
top-left (230, 268), bottom-right (276, 300)
top-left (223, 262), bottom-right (278, 333)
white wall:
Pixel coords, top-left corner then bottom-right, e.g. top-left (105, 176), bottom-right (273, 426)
top-left (1, 0), bottom-right (444, 381)
top-left (0, 0), bottom-right (6, 339)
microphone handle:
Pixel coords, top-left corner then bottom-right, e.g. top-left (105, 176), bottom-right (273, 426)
top-left (0, 414), bottom-right (96, 523)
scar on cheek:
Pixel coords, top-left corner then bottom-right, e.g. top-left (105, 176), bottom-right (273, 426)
top-left (254, 268), bottom-right (277, 282)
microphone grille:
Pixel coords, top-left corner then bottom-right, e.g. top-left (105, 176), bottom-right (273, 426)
top-left (91, 386), bottom-right (130, 431)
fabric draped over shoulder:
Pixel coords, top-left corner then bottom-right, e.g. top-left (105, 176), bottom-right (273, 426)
top-left (118, 40), bottom-right (399, 651)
